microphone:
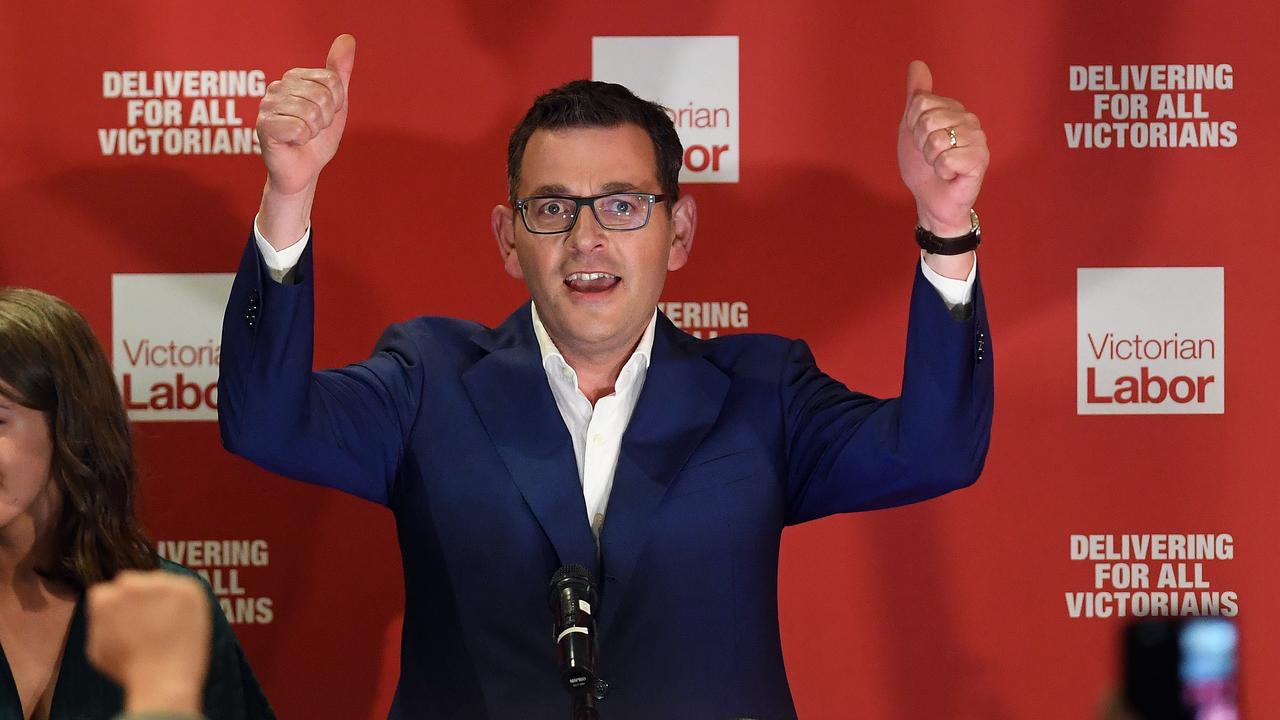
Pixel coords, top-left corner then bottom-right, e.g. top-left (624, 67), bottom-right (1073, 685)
top-left (549, 564), bottom-right (607, 714)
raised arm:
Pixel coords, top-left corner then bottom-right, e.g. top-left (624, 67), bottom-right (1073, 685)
top-left (256, 34), bottom-right (354, 249)
top-left (784, 61), bottom-right (994, 522)
top-left (219, 35), bottom-right (424, 506)
top-left (898, 60), bottom-right (989, 281)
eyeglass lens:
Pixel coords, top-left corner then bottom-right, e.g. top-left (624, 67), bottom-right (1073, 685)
top-left (522, 194), bottom-right (654, 233)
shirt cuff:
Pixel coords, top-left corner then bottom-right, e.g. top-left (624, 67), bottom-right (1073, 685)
top-left (253, 214), bottom-right (310, 283)
top-left (919, 251), bottom-right (977, 310)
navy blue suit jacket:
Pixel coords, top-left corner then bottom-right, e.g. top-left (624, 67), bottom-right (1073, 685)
top-left (219, 232), bottom-right (993, 719)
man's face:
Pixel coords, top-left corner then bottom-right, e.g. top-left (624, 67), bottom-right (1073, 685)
top-left (493, 124), bottom-right (695, 360)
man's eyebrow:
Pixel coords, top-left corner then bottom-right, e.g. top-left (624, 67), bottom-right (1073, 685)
top-left (526, 184), bottom-right (571, 196)
top-left (599, 181), bottom-right (643, 193)
top-left (524, 181), bottom-right (649, 197)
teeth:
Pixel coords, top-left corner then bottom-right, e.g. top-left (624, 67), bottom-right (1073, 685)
top-left (567, 272), bottom-right (617, 282)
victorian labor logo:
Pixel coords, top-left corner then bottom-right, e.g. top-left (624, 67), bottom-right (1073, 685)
top-left (592, 36), bottom-right (739, 183)
top-left (113, 273), bottom-right (233, 421)
top-left (1077, 267), bottom-right (1224, 414)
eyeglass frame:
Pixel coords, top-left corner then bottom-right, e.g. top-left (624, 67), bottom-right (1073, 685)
top-left (513, 192), bottom-right (669, 235)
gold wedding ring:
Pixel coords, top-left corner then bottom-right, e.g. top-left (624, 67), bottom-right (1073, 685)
top-left (946, 126), bottom-right (958, 148)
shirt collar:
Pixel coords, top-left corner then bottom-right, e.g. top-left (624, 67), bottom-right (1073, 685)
top-left (530, 302), bottom-right (656, 378)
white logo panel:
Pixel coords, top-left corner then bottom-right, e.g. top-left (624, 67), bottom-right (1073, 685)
top-left (592, 36), bottom-right (739, 183)
top-left (113, 273), bottom-right (232, 421)
top-left (1077, 267), bottom-right (1224, 414)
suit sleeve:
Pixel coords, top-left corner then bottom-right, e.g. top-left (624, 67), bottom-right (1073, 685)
top-left (218, 229), bottom-right (423, 506)
top-left (781, 262), bottom-right (993, 524)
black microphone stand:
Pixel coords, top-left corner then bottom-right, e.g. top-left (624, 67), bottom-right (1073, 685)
top-left (572, 677), bottom-right (607, 719)
top-left (572, 691), bottom-right (597, 720)
top-left (550, 565), bottom-right (608, 719)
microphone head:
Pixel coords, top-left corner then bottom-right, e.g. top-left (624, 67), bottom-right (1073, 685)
top-left (549, 564), bottom-right (596, 606)
top-left (550, 564), bottom-right (594, 589)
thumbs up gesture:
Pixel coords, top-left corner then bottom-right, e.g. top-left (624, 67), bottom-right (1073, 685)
top-left (896, 61), bottom-right (989, 239)
top-left (258, 34), bottom-right (356, 196)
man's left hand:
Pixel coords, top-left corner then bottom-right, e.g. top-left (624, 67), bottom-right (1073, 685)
top-left (897, 60), bottom-right (989, 248)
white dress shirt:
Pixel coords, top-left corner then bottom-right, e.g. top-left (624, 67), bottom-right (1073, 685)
top-left (531, 303), bottom-right (654, 538)
top-left (252, 219), bottom-right (977, 537)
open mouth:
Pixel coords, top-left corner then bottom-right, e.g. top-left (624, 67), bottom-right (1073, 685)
top-left (564, 271), bottom-right (622, 294)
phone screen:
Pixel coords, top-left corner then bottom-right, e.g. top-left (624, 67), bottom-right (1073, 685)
top-left (1124, 618), bottom-right (1239, 720)
top-left (1179, 618), bottom-right (1238, 720)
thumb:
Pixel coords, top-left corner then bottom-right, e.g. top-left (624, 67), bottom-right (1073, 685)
top-left (904, 59), bottom-right (933, 111)
top-left (326, 34), bottom-right (357, 90)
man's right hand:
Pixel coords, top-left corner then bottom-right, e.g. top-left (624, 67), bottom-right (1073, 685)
top-left (256, 34), bottom-right (356, 250)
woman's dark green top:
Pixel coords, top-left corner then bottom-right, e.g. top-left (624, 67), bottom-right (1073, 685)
top-left (0, 559), bottom-right (274, 720)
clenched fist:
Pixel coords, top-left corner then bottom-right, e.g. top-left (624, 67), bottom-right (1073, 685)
top-left (86, 571), bottom-right (211, 714)
top-left (897, 60), bottom-right (989, 258)
top-left (256, 34), bottom-right (356, 249)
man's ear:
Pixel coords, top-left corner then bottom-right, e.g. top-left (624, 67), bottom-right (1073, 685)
top-left (491, 204), bottom-right (524, 280)
top-left (667, 194), bottom-right (697, 272)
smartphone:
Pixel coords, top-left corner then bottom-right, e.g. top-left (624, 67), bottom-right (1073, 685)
top-left (1124, 618), bottom-right (1239, 720)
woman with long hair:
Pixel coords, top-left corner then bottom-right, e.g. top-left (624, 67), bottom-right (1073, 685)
top-left (0, 287), bottom-right (272, 719)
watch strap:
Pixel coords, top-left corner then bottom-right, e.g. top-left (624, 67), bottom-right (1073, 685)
top-left (916, 209), bottom-right (981, 255)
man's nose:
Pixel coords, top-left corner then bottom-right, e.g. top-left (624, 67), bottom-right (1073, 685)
top-left (565, 203), bottom-right (609, 252)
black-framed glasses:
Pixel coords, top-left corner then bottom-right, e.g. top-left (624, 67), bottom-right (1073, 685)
top-left (514, 192), bottom-right (668, 234)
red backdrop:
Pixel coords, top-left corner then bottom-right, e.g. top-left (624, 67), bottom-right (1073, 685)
top-left (2, 1), bottom-right (1275, 717)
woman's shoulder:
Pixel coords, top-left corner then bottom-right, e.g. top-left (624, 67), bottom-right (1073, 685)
top-left (153, 558), bottom-right (217, 597)
top-left (152, 558), bottom-right (277, 718)
top-left (155, 556), bottom-right (202, 579)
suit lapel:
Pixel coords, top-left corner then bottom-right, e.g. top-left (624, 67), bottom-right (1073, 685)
top-left (599, 314), bottom-right (729, 627)
top-left (462, 303), bottom-right (597, 572)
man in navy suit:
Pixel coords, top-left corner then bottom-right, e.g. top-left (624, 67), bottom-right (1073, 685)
top-left (220, 34), bottom-right (992, 719)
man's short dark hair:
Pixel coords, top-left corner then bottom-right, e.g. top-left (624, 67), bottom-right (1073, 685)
top-left (506, 80), bottom-right (683, 203)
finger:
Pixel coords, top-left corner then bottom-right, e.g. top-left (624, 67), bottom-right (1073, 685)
top-left (933, 145), bottom-right (989, 181)
top-left (84, 583), bottom-right (118, 659)
top-left (904, 60), bottom-right (932, 116)
top-left (914, 108), bottom-right (977, 151)
top-left (921, 117), bottom-right (977, 162)
top-left (261, 96), bottom-right (324, 138)
top-left (924, 126), bottom-right (987, 165)
top-left (280, 81), bottom-right (337, 128)
top-left (115, 569), bottom-right (148, 586)
top-left (282, 68), bottom-right (345, 113)
top-left (326, 34), bottom-right (356, 91)
top-left (87, 579), bottom-right (120, 610)
top-left (904, 93), bottom-right (966, 134)
top-left (287, 89), bottom-right (335, 130)
top-left (258, 114), bottom-right (313, 146)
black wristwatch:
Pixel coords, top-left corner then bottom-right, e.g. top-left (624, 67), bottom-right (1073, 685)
top-left (915, 209), bottom-right (981, 255)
